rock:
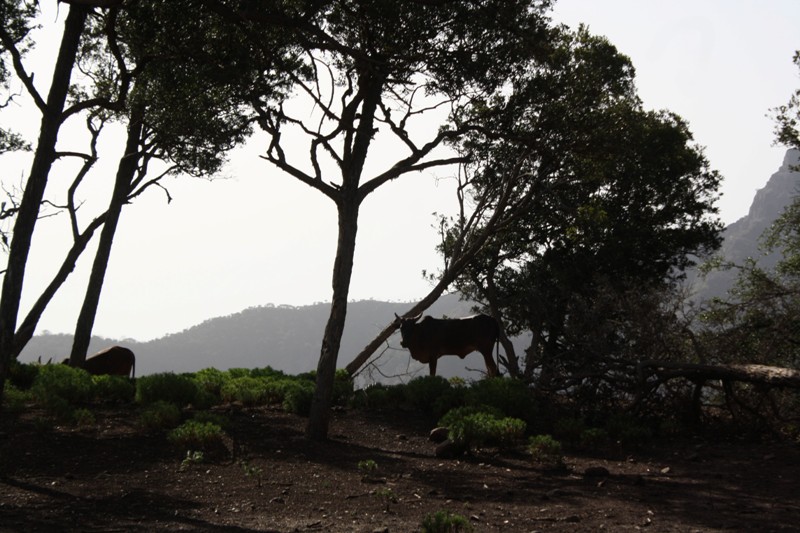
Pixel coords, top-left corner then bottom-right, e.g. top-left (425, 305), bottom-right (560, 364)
top-left (584, 466), bottom-right (610, 478)
top-left (429, 427), bottom-right (449, 443)
top-left (435, 439), bottom-right (464, 459)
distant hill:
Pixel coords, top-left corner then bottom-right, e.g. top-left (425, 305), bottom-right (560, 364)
top-left (688, 148), bottom-right (800, 302)
top-left (19, 293), bottom-right (530, 383)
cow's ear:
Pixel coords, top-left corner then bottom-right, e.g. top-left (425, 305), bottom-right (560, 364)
top-left (412, 313), bottom-right (423, 323)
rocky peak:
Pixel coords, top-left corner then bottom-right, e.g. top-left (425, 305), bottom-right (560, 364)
top-left (689, 149), bottom-right (800, 302)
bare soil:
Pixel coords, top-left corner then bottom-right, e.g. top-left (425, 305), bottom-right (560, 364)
top-left (1, 404), bottom-right (799, 532)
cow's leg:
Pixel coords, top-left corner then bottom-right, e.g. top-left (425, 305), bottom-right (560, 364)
top-left (429, 358), bottom-right (438, 376)
top-left (481, 350), bottom-right (499, 377)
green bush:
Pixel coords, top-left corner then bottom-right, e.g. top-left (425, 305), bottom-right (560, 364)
top-left (421, 510), bottom-right (473, 533)
top-left (92, 375), bottom-right (136, 403)
top-left (226, 368), bottom-right (251, 379)
top-left (528, 434), bottom-right (564, 466)
top-left (440, 406), bottom-right (526, 450)
top-left (42, 395), bottom-right (74, 422)
top-left (282, 381), bottom-right (314, 416)
top-left (72, 408), bottom-right (96, 427)
top-left (404, 375), bottom-right (451, 413)
top-left (192, 411), bottom-right (230, 429)
top-left (553, 417), bottom-right (586, 446)
top-left (167, 420), bottom-right (227, 455)
top-left (136, 373), bottom-right (199, 407)
top-left (192, 368), bottom-right (227, 398)
top-left (466, 377), bottom-right (537, 423)
top-left (2, 384), bottom-right (31, 413)
top-left (579, 427), bottom-right (611, 450)
top-left (249, 366), bottom-right (286, 379)
top-left (31, 364), bottom-right (93, 406)
top-left (605, 413), bottom-right (654, 447)
top-left (332, 368), bottom-right (353, 406)
top-left (8, 360), bottom-right (39, 390)
top-left (139, 400), bottom-right (182, 430)
top-left (352, 384), bottom-right (391, 410)
top-left (220, 376), bottom-right (269, 406)
top-left (432, 386), bottom-right (468, 420)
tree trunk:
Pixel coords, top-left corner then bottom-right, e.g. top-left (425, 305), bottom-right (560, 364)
top-left (637, 360), bottom-right (800, 389)
top-left (306, 199), bottom-right (359, 440)
top-left (0, 5), bottom-right (88, 401)
top-left (12, 215), bottom-right (106, 356)
top-left (70, 104), bottom-right (143, 364)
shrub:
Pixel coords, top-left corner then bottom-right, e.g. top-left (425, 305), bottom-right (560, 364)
top-left (432, 386), bottom-right (468, 420)
top-left (440, 406), bottom-right (526, 450)
top-left (553, 417), bottom-right (586, 446)
top-left (332, 368), bottom-right (354, 406)
top-left (220, 376), bottom-right (269, 406)
top-left (226, 368), bottom-right (251, 379)
top-left (466, 377), bottom-right (537, 423)
top-left (192, 368), bottom-right (227, 398)
top-left (528, 434), bottom-right (564, 466)
top-left (421, 511), bottom-right (473, 533)
top-left (404, 376), bottom-right (451, 413)
top-left (579, 427), bottom-right (611, 450)
top-left (72, 408), bottom-right (96, 427)
top-left (605, 413), bottom-right (654, 447)
top-left (249, 366), bottom-right (286, 379)
top-left (192, 411), bottom-right (230, 429)
top-left (352, 384), bottom-right (390, 410)
top-left (8, 360), bottom-right (39, 390)
top-left (282, 381), bottom-right (314, 416)
top-left (92, 375), bottom-right (136, 403)
top-left (2, 384), bottom-right (31, 413)
top-left (31, 364), bottom-right (93, 406)
top-left (167, 420), bottom-right (227, 455)
top-left (139, 400), bottom-right (182, 430)
top-left (42, 395), bottom-right (74, 422)
top-left (136, 373), bottom-right (199, 407)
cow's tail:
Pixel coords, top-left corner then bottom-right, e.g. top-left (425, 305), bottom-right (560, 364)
top-left (494, 337), bottom-right (499, 375)
top-left (494, 320), bottom-right (501, 376)
top-left (131, 358), bottom-right (136, 379)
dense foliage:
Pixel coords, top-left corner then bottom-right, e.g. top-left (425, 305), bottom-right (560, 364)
top-left (441, 27), bottom-right (722, 397)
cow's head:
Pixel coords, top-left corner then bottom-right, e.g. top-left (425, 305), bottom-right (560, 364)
top-left (395, 313), bottom-right (422, 348)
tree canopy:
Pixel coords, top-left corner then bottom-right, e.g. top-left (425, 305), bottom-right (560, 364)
top-left (442, 27), bottom-right (723, 385)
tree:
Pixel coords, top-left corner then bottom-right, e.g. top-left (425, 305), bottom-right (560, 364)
top-left (443, 27), bottom-right (722, 390)
top-left (68, 0), bottom-right (295, 363)
top-left (226, 0), bottom-right (554, 439)
top-left (0, 0), bottom-right (97, 400)
top-left (698, 49), bottom-right (800, 370)
top-left (773, 50), bottom-right (800, 154)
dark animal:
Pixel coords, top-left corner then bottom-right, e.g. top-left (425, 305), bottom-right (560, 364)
top-left (63, 345), bottom-right (135, 378)
top-left (396, 313), bottom-right (500, 377)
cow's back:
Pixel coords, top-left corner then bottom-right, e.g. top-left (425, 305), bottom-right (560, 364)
top-left (83, 346), bottom-right (135, 377)
top-left (423, 314), bottom-right (498, 357)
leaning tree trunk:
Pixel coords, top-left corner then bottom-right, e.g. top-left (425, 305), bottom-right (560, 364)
top-left (306, 197), bottom-right (359, 440)
top-left (70, 104), bottom-right (143, 364)
top-left (12, 214), bottom-right (106, 356)
top-left (0, 5), bottom-right (89, 401)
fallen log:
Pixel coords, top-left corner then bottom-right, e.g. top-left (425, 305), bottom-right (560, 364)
top-left (637, 360), bottom-right (800, 388)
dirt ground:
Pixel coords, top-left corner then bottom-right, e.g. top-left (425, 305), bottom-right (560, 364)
top-left (1, 404), bottom-right (799, 532)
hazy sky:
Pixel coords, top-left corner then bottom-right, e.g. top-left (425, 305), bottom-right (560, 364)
top-left (2, 1), bottom-right (799, 342)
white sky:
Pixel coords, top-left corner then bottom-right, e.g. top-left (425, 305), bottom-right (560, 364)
top-left (1, 1), bottom-right (798, 341)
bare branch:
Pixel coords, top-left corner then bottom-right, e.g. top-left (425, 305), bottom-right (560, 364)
top-left (0, 25), bottom-right (46, 112)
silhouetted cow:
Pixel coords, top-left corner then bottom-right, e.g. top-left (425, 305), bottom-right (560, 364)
top-left (63, 346), bottom-right (136, 378)
top-left (396, 313), bottom-right (500, 377)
